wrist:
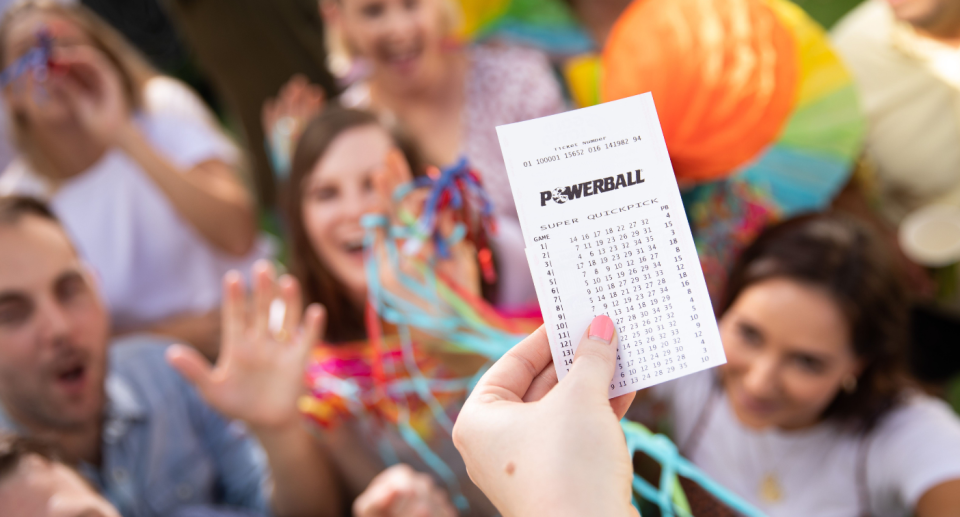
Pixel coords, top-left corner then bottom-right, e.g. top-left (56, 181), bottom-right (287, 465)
top-left (111, 119), bottom-right (145, 152)
top-left (503, 480), bottom-right (635, 517)
top-left (250, 418), bottom-right (315, 464)
top-left (529, 499), bottom-right (635, 517)
top-left (248, 413), bottom-right (304, 441)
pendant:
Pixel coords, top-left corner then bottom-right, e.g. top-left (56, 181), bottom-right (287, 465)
top-left (759, 472), bottom-right (783, 503)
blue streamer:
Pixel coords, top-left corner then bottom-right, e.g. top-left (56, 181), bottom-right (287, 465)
top-left (0, 31), bottom-right (52, 89)
top-left (407, 157), bottom-right (496, 260)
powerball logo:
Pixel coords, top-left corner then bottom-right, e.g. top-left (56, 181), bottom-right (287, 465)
top-left (540, 170), bottom-right (645, 206)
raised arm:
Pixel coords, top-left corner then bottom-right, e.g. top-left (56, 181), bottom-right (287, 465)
top-left (115, 136), bottom-right (257, 256)
top-left (167, 261), bottom-right (342, 517)
top-left (52, 45), bottom-right (256, 256)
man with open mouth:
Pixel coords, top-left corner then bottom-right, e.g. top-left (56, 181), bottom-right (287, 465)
top-left (0, 196), bottom-right (340, 517)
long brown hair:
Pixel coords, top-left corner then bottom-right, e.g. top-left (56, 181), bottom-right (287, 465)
top-left (0, 0), bottom-right (157, 174)
top-left (721, 212), bottom-right (909, 433)
top-left (287, 107), bottom-right (425, 343)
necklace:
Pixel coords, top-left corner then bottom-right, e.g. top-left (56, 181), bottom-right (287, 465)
top-left (753, 430), bottom-right (793, 504)
top-left (751, 426), bottom-right (827, 505)
top-left (759, 472), bottom-right (784, 503)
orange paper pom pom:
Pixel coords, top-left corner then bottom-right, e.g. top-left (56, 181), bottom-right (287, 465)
top-left (602, 0), bottom-right (799, 182)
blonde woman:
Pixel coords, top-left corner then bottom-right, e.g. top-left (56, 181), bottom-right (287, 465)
top-left (0, 1), bottom-right (267, 356)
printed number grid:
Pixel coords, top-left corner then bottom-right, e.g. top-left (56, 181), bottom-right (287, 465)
top-left (532, 203), bottom-right (716, 397)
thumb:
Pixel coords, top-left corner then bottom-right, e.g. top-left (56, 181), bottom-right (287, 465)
top-left (166, 344), bottom-right (213, 391)
top-left (565, 315), bottom-right (619, 396)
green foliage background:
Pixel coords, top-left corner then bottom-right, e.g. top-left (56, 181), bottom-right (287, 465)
top-left (792, 0), bottom-right (866, 28)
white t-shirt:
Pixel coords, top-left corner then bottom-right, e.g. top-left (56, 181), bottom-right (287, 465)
top-left (0, 107), bottom-right (269, 329)
top-left (143, 76), bottom-right (224, 133)
top-left (653, 371), bottom-right (960, 517)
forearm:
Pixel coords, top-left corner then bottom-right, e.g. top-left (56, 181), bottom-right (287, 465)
top-left (514, 501), bottom-right (635, 517)
top-left (531, 495), bottom-right (637, 517)
top-left (917, 479), bottom-right (960, 517)
top-left (254, 422), bottom-right (343, 517)
top-left (493, 472), bottom-right (637, 517)
top-left (115, 123), bottom-right (257, 255)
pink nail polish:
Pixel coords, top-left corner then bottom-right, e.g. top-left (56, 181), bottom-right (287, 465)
top-left (588, 315), bottom-right (615, 344)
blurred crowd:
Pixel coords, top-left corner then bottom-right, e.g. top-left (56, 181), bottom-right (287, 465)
top-left (0, 0), bottom-right (959, 516)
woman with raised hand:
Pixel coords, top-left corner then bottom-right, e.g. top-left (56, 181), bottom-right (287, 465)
top-left (283, 105), bottom-right (508, 516)
top-left (191, 105), bottom-right (503, 515)
top-left (634, 213), bottom-right (960, 517)
top-left (0, 1), bottom-right (267, 357)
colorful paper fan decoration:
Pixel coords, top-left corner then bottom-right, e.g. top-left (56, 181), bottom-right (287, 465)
top-left (602, 0), bottom-right (865, 297)
top-left (454, 0), bottom-right (595, 56)
top-left (563, 53), bottom-right (604, 108)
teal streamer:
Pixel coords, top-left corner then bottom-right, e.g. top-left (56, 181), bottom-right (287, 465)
top-left (622, 420), bottom-right (768, 517)
top-left (396, 407), bottom-right (471, 512)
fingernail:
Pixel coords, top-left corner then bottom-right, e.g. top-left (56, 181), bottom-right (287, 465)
top-left (588, 315), bottom-right (615, 344)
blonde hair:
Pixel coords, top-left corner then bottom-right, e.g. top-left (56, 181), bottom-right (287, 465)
top-left (0, 0), bottom-right (158, 174)
top-left (322, 0), bottom-right (462, 78)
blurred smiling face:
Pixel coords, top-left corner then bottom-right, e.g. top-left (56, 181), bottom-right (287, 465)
top-left (1, 11), bottom-right (93, 126)
top-left (300, 124), bottom-right (396, 304)
top-left (718, 278), bottom-right (861, 430)
top-left (0, 215), bottom-right (109, 432)
top-left (326, 0), bottom-right (448, 87)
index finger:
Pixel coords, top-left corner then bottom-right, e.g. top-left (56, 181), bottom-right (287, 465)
top-left (470, 325), bottom-right (552, 402)
top-left (221, 270), bottom-right (246, 347)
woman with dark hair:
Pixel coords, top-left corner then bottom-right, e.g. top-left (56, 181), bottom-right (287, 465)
top-left (285, 108), bottom-right (399, 343)
top-left (636, 212), bottom-right (960, 516)
top-left (281, 106), bottom-right (508, 516)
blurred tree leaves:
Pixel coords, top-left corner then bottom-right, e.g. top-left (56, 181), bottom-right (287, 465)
top-left (791, 0), bottom-right (866, 28)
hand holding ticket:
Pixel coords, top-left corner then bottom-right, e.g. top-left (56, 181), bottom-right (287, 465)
top-left (496, 93), bottom-right (726, 397)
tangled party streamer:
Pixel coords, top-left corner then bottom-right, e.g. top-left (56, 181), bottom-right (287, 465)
top-left (394, 158), bottom-right (498, 283)
top-left (623, 420), bottom-right (767, 517)
top-left (0, 30), bottom-right (53, 89)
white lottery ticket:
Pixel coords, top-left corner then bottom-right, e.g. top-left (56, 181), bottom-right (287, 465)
top-left (497, 93), bottom-right (726, 398)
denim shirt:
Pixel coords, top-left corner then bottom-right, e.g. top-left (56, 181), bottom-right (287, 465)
top-left (0, 335), bottom-right (271, 517)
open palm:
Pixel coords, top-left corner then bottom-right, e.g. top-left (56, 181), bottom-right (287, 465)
top-left (167, 261), bottom-right (324, 431)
